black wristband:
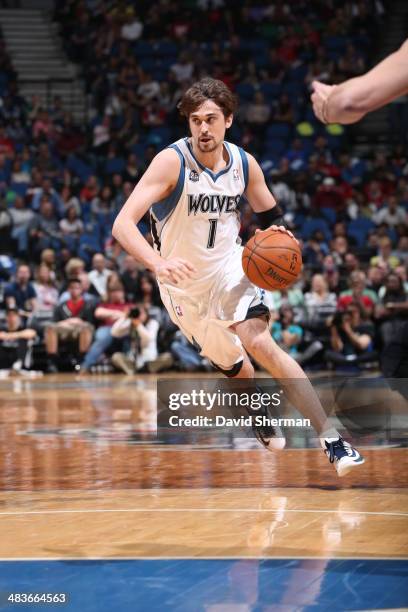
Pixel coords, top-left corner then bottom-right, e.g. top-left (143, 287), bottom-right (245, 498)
top-left (255, 205), bottom-right (286, 229)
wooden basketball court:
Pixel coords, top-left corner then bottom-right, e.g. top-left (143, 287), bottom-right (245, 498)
top-left (0, 373), bottom-right (407, 610)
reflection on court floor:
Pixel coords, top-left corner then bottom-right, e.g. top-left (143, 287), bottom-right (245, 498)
top-left (0, 559), bottom-right (407, 611)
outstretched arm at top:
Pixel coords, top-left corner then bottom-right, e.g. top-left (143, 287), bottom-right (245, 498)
top-left (112, 148), bottom-right (196, 285)
top-left (311, 39), bottom-right (408, 124)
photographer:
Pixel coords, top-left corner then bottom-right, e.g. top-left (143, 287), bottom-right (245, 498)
top-left (325, 301), bottom-right (376, 369)
top-left (110, 305), bottom-right (165, 374)
top-left (375, 273), bottom-right (408, 378)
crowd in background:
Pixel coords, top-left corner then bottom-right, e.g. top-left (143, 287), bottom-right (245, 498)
top-left (0, 0), bottom-right (406, 376)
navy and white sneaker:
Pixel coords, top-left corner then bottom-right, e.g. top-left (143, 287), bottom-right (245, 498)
top-left (325, 437), bottom-right (365, 477)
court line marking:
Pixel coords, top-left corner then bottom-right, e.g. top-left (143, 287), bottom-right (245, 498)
top-left (0, 508), bottom-right (406, 517)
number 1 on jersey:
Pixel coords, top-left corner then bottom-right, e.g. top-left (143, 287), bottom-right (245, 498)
top-left (207, 218), bottom-right (218, 249)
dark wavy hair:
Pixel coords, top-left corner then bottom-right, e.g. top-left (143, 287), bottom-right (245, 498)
top-left (177, 78), bottom-right (237, 119)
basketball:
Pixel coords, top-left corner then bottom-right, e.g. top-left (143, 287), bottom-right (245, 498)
top-left (242, 229), bottom-right (302, 291)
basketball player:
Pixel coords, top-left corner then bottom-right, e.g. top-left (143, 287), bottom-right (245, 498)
top-left (311, 39), bottom-right (408, 124)
top-left (113, 78), bottom-right (364, 476)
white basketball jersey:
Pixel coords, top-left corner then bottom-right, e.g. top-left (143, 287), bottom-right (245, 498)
top-left (150, 137), bottom-right (249, 296)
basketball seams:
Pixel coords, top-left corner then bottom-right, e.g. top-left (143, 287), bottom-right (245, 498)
top-left (248, 254), bottom-right (287, 290)
top-left (250, 246), bottom-right (299, 277)
top-left (253, 245), bottom-right (300, 254)
top-left (242, 228), bottom-right (302, 290)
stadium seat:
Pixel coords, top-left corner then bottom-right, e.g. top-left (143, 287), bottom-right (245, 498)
top-left (263, 138), bottom-right (287, 158)
top-left (235, 83), bottom-right (255, 101)
top-left (67, 156), bottom-right (94, 183)
top-left (9, 182), bottom-right (29, 198)
top-left (320, 207), bottom-right (337, 225)
top-left (260, 82), bottom-right (282, 101)
top-left (266, 123), bottom-right (292, 142)
top-left (301, 218), bottom-right (331, 242)
top-left (104, 157), bottom-right (126, 175)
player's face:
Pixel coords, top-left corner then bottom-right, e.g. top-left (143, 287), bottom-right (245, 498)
top-left (189, 100), bottom-right (232, 153)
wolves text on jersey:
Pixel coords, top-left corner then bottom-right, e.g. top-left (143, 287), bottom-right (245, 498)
top-left (188, 194), bottom-right (241, 215)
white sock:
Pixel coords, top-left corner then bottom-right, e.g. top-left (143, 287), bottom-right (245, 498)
top-left (319, 429), bottom-right (340, 449)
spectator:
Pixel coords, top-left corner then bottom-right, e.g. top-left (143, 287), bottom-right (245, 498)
top-left (4, 263), bottom-right (36, 315)
top-left (111, 305), bottom-right (164, 374)
top-left (246, 92), bottom-right (271, 127)
top-left (374, 195), bottom-right (407, 227)
top-left (273, 94), bottom-right (294, 124)
top-left (326, 301), bottom-right (376, 369)
top-left (120, 255), bottom-right (143, 302)
top-left (88, 253), bottom-right (112, 300)
top-left (170, 52), bottom-right (194, 84)
top-left (313, 178), bottom-right (345, 213)
top-left (59, 186), bottom-right (81, 217)
top-left (32, 109), bottom-right (56, 141)
top-left (92, 116), bottom-right (111, 155)
top-left (270, 306), bottom-right (303, 358)
top-left (40, 248), bottom-right (57, 275)
top-left (80, 175), bottom-right (99, 203)
top-left (330, 235), bottom-right (349, 267)
top-left (141, 99), bottom-right (167, 127)
top-left (304, 273), bottom-right (337, 331)
top-left (367, 265), bottom-right (387, 297)
top-left (91, 185), bottom-right (115, 216)
top-left (9, 195), bottom-right (36, 255)
top-left (302, 231), bottom-right (329, 269)
top-left (137, 72), bottom-right (161, 103)
top-left (32, 263), bottom-right (59, 315)
top-left (0, 307), bottom-right (36, 372)
top-left (31, 178), bottom-right (63, 213)
top-left (123, 154), bottom-right (140, 184)
top-left (394, 236), bottom-right (408, 266)
top-left (263, 285), bottom-right (306, 324)
top-left (59, 205), bottom-right (84, 238)
top-left (45, 278), bottom-right (95, 372)
top-left (376, 273), bottom-right (408, 378)
top-left (121, 12), bottom-right (143, 41)
top-left (370, 236), bottom-right (400, 270)
top-left (80, 283), bottom-right (132, 373)
top-left (29, 198), bottom-right (62, 254)
top-left (338, 270), bottom-right (377, 315)
top-left (10, 158), bottom-right (30, 184)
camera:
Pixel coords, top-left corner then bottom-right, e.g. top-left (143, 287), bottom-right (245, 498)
top-left (331, 311), bottom-right (350, 330)
top-left (129, 307), bottom-right (141, 319)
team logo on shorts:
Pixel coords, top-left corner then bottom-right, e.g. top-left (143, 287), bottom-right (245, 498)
top-left (189, 170), bottom-right (199, 182)
top-left (175, 305), bottom-right (184, 316)
top-left (233, 168), bottom-right (240, 181)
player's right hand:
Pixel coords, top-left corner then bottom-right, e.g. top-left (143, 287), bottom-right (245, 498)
top-left (154, 257), bottom-right (197, 285)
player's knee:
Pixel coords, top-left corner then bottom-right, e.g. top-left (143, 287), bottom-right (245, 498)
top-left (242, 331), bottom-right (270, 358)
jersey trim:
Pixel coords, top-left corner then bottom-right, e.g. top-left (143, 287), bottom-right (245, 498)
top-left (238, 147), bottom-right (249, 190)
top-left (185, 138), bottom-right (233, 182)
top-left (151, 145), bottom-right (185, 222)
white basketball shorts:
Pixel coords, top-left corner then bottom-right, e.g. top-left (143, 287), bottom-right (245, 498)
top-left (158, 252), bottom-right (269, 375)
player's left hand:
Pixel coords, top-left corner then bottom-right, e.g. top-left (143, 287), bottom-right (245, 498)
top-left (311, 80), bottom-right (337, 123)
top-left (255, 225), bottom-right (299, 245)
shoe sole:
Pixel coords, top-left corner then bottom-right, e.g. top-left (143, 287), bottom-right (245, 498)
top-left (264, 437), bottom-right (286, 451)
top-left (253, 426), bottom-right (286, 451)
top-left (336, 456), bottom-right (365, 477)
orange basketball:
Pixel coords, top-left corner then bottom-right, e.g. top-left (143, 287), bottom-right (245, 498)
top-left (242, 229), bottom-right (302, 291)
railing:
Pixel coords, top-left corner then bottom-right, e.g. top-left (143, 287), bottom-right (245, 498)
top-left (18, 76), bottom-right (86, 122)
